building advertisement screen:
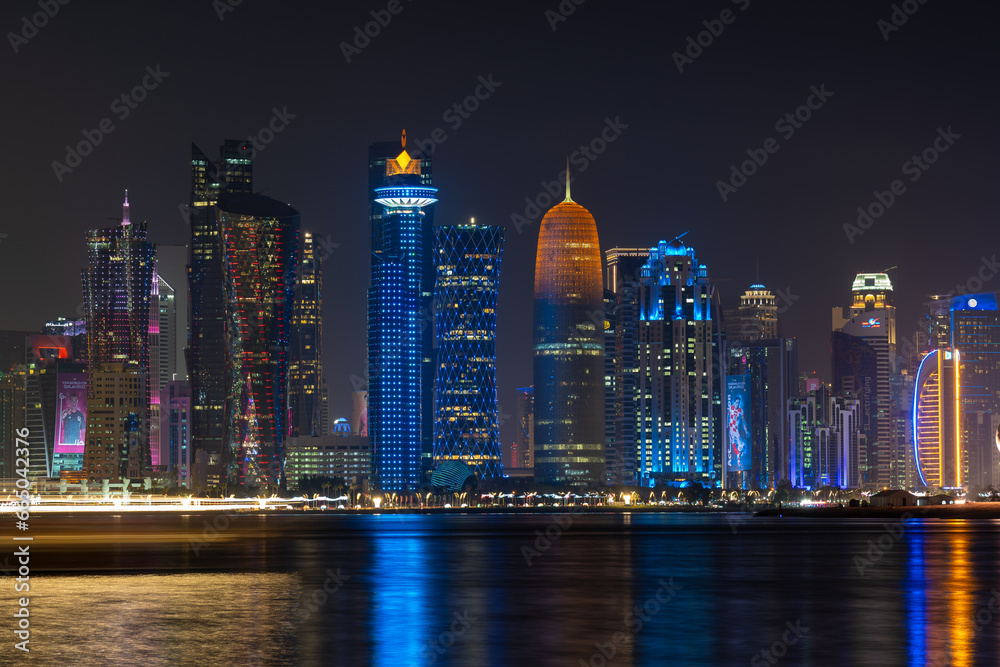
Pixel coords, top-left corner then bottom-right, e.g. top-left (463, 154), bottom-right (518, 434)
top-left (726, 374), bottom-right (751, 472)
top-left (54, 373), bottom-right (87, 454)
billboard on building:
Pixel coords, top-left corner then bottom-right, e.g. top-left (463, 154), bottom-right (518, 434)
top-left (54, 373), bottom-right (87, 454)
top-left (726, 374), bottom-right (751, 472)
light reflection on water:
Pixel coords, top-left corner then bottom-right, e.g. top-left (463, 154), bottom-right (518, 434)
top-left (4, 513), bottom-right (1000, 665)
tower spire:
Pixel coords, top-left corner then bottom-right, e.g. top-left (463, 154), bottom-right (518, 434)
top-left (122, 189), bottom-right (130, 226)
top-left (564, 158), bottom-right (573, 203)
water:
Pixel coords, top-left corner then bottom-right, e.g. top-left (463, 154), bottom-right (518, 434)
top-left (5, 512), bottom-right (1000, 665)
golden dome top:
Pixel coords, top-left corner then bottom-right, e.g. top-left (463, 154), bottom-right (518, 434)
top-left (533, 199), bottom-right (603, 304)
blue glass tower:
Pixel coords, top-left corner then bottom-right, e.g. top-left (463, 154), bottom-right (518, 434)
top-left (637, 238), bottom-right (718, 486)
top-left (433, 223), bottom-right (505, 480)
top-left (368, 133), bottom-right (438, 492)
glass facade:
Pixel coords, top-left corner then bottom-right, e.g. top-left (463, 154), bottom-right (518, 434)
top-left (368, 135), bottom-right (437, 492)
top-left (189, 140), bottom-right (253, 489)
top-left (433, 224), bottom-right (505, 480)
top-left (219, 193), bottom-right (299, 489)
top-left (636, 239), bottom-right (716, 486)
top-left (532, 190), bottom-right (605, 485)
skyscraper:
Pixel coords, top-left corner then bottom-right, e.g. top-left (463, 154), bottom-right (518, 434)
top-left (949, 293), bottom-right (1000, 489)
top-left (722, 338), bottom-right (797, 490)
top-left (219, 192), bottom-right (299, 488)
top-left (605, 248), bottom-right (649, 486)
top-left (787, 386), bottom-right (863, 488)
top-left (832, 272), bottom-right (896, 487)
top-left (913, 347), bottom-right (961, 488)
top-left (512, 386), bottom-right (534, 470)
top-left (533, 174), bottom-right (605, 486)
top-left (369, 133), bottom-right (436, 467)
top-left (432, 222), bottom-right (505, 480)
top-left (290, 231), bottom-right (326, 438)
top-left (81, 193), bottom-right (156, 481)
top-left (189, 140), bottom-right (254, 490)
top-left (368, 133), bottom-right (438, 492)
top-left (636, 238), bottom-right (717, 486)
top-left (725, 284), bottom-right (779, 340)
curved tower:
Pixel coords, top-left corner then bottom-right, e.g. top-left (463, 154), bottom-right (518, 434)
top-left (533, 171), bottom-right (605, 485)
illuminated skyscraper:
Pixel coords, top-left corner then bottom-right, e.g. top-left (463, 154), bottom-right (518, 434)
top-left (605, 248), bottom-right (649, 485)
top-left (189, 140), bottom-right (253, 489)
top-left (369, 134), bottom-right (436, 466)
top-left (832, 273), bottom-right (896, 487)
top-left (512, 386), bottom-right (534, 470)
top-left (949, 293), bottom-right (1000, 488)
top-left (636, 238), bottom-right (717, 486)
top-left (81, 192), bottom-right (156, 480)
top-left (913, 347), bottom-right (962, 488)
top-left (368, 133), bottom-right (438, 492)
top-left (290, 232), bottom-right (326, 438)
top-left (432, 222), bottom-right (505, 479)
top-left (787, 386), bottom-right (863, 488)
top-left (533, 174), bottom-right (605, 485)
top-left (725, 284), bottom-right (779, 340)
top-left (219, 192), bottom-right (299, 488)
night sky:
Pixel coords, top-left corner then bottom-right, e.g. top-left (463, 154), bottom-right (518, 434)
top-left (1, 0), bottom-right (996, 448)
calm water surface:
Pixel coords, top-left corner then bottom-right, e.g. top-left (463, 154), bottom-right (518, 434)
top-left (5, 512), bottom-right (1000, 666)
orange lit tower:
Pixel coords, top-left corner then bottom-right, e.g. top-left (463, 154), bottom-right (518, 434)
top-left (532, 169), bottom-right (605, 485)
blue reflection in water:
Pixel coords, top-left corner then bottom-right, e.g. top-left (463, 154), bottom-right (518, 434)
top-left (372, 518), bottom-right (431, 666)
top-left (905, 521), bottom-right (926, 665)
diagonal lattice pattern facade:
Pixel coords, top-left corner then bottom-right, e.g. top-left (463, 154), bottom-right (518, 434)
top-left (433, 224), bottom-right (505, 479)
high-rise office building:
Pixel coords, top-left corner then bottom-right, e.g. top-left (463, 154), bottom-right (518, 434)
top-left (155, 244), bottom-right (189, 382)
top-left (832, 273), bottom-right (896, 488)
top-left (512, 386), bottom-right (534, 470)
top-left (605, 248), bottom-right (649, 486)
top-left (432, 222), bottom-right (505, 480)
top-left (636, 238), bottom-right (717, 486)
top-left (532, 176), bottom-right (604, 486)
top-left (913, 347), bottom-right (962, 488)
top-left (81, 193), bottom-right (155, 481)
top-left (949, 293), bottom-right (1000, 489)
top-left (368, 133), bottom-right (438, 492)
top-left (722, 338), bottom-right (797, 490)
top-left (1, 332), bottom-right (29, 481)
top-left (290, 231), bottom-right (327, 438)
top-left (369, 133), bottom-right (436, 466)
top-left (189, 140), bottom-right (253, 490)
top-left (603, 288), bottom-right (619, 484)
top-left (219, 191), bottom-right (299, 488)
top-left (162, 380), bottom-right (191, 487)
top-left (787, 386), bottom-right (863, 488)
top-left (725, 284), bottom-right (779, 340)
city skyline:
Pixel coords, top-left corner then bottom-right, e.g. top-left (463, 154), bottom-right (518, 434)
top-left (1, 3), bottom-right (996, 454)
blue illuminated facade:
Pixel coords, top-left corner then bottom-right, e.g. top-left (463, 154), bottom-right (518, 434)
top-left (433, 224), bottom-right (504, 479)
top-left (636, 238), bottom-right (718, 486)
top-left (368, 135), bottom-right (437, 492)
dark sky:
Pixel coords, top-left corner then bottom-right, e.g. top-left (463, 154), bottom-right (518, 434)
top-left (1, 0), bottom-right (997, 448)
